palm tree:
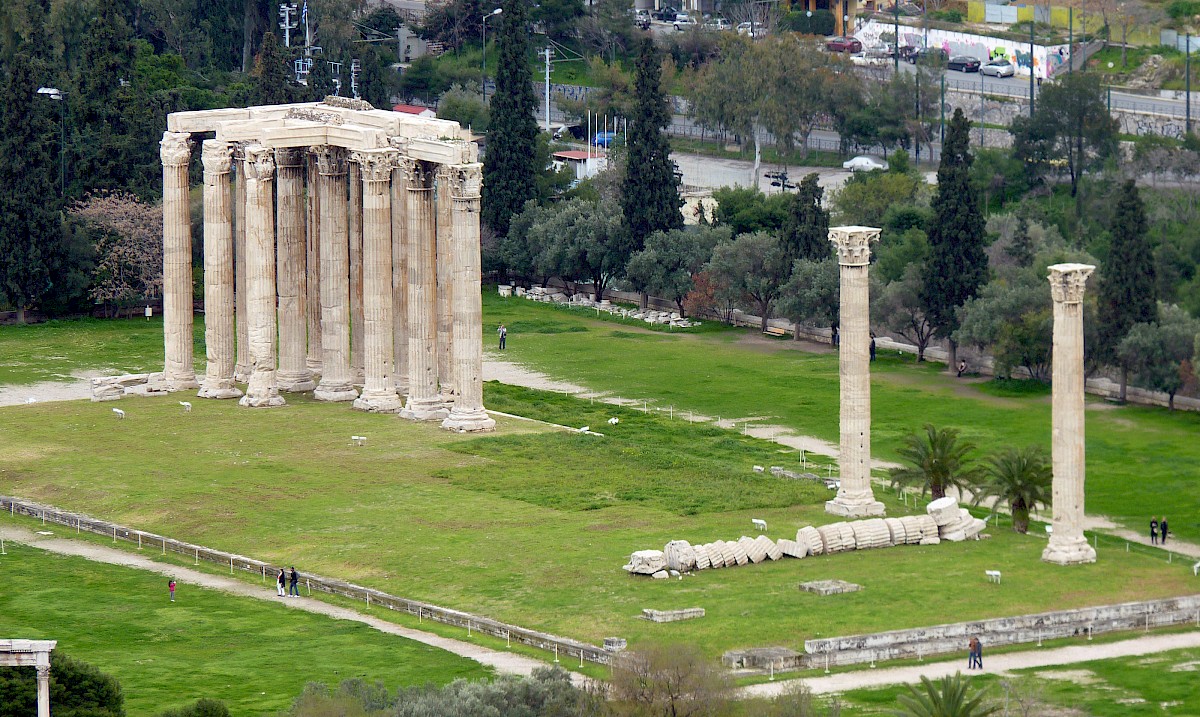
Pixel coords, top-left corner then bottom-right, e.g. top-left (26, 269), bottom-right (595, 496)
top-left (971, 446), bottom-right (1051, 534)
top-left (893, 673), bottom-right (999, 717)
top-left (889, 424), bottom-right (979, 500)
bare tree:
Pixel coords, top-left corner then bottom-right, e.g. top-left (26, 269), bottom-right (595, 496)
top-left (73, 192), bottom-right (164, 318)
top-left (609, 643), bottom-right (732, 717)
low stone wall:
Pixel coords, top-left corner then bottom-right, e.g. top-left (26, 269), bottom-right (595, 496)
top-left (0, 496), bottom-right (612, 665)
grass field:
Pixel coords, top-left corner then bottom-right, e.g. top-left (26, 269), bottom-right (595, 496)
top-left (0, 542), bottom-right (488, 715)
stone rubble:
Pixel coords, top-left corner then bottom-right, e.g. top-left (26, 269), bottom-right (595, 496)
top-left (519, 286), bottom-right (701, 328)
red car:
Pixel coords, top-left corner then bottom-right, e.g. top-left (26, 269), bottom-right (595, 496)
top-left (825, 36), bottom-right (863, 53)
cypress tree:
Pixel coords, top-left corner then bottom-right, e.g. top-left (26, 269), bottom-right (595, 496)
top-left (621, 37), bottom-right (682, 253)
top-left (252, 31), bottom-right (297, 105)
top-left (920, 108), bottom-right (987, 372)
top-left (780, 172), bottom-right (829, 265)
top-left (1098, 178), bottom-right (1156, 401)
top-left (306, 56), bottom-right (336, 100)
top-left (481, 0), bottom-right (538, 238)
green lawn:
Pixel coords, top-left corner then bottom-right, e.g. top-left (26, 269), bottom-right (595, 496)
top-left (0, 542), bottom-right (487, 716)
top-left (0, 316), bottom-right (185, 385)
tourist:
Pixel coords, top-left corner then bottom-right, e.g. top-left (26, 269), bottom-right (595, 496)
top-left (168, 578), bottom-right (176, 602)
top-left (1151, 517), bottom-right (1159, 545)
top-left (957, 360), bottom-right (967, 378)
top-left (831, 323), bottom-right (839, 346)
top-left (869, 332), bottom-right (876, 362)
top-left (289, 566), bottom-right (300, 597)
top-left (277, 569), bottom-right (287, 597)
top-left (974, 637), bottom-right (984, 669)
top-left (966, 637), bottom-right (977, 668)
top-left (498, 323), bottom-right (507, 350)
top-left (1160, 517), bottom-right (1169, 545)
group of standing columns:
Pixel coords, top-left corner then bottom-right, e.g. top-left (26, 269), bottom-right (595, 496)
top-left (160, 131), bottom-right (494, 432)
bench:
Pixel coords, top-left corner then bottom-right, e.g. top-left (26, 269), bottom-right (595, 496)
top-left (985, 570), bottom-right (1002, 584)
top-left (763, 327), bottom-right (788, 338)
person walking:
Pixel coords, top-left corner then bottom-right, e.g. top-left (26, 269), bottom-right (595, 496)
top-left (1151, 517), bottom-right (1159, 545)
top-left (966, 637), bottom-right (977, 669)
top-left (497, 323), bottom-right (507, 350)
top-left (869, 332), bottom-right (876, 362)
top-left (1160, 517), bottom-right (1169, 545)
top-left (277, 569), bottom-right (287, 597)
top-left (289, 566), bottom-right (300, 597)
top-left (168, 578), bottom-right (176, 602)
top-left (974, 636), bottom-right (984, 669)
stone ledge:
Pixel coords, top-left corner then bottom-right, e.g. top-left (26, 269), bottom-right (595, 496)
top-left (641, 608), bottom-right (705, 623)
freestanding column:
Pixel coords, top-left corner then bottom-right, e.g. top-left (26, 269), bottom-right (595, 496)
top-left (313, 146), bottom-right (359, 402)
top-left (198, 140), bottom-right (242, 399)
top-left (401, 160), bottom-right (450, 420)
top-left (36, 664), bottom-right (51, 717)
top-left (391, 147), bottom-right (410, 395)
top-left (435, 165), bottom-right (455, 400)
top-left (350, 160), bottom-right (366, 384)
top-left (238, 145), bottom-right (285, 408)
top-left (826, 226), bottom-right (885, 518)
top-left (160, 131), bottom-right (199, 391)
top-left (305, 151), bottom-right (323, 374)
top-left (1043, 263), bottom-right (1098, 565)
top-left (442, 163), bottom-right (496, 432)
top-left (352, 149), bottom-right (403, 412)
top-left (233, 145), bottom-right (250, 382)
top-left (276, 148), bottom-right (315, 392)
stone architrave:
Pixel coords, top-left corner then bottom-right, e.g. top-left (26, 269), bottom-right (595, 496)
top-left (435, 165), bottom-right (455, 400)
top-left (400, 160), bottom-right (449, 420)
top-left (351, 149), bottom-right (403, 412)
top-left (1, 639), bottom-right (58, 717)
top-left (313, 146), bottom-right (359, 402)
top-left (390, 144), bottom-right (410, 395)
top-left (826, 226), bottom-right (885, 518)
top-left (197, 140), bottom-right (242, 399)
top-left (160, 131), bottom-right (199, 391)
top-left (442, 163), bottom-right (495, 432)
top-left (238, 145), bottom-right (285, 408)
top-left (1042, 263), bottom-right (1098, 565)
top-left (275, 148), bottom-right (315, 392)
top-left (233, 144), bottom-right (250, 382)
top-left (349, 160), bottom-right (365, 383)
top-left (305, 151), bottom-right (323, 373)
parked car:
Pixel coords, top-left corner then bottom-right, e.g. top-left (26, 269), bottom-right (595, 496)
top-left (736, 21), bottom-right (766, 38)
top-left (651, 6), bottom-right (678, 21)
top-left (947, 55), bottom-right (982, 72)
top-left (635, 15), bottom-right (651, 29)
top-left (981, 59), bottom-right (1015, 77)
top-left (592, 131), bottom-right (615, 148)
top-left (863, 43), bottom-right (894, 58)
top-left (704, 17), bottom-right (731, 30)
top-left (842, 155), bottom-right (888, 172)
top-left (908, 47), bottom-right (948, 64)
top-left (897, 44), bottom-right (919, 62)
top-left (850, 52), bottom-right (887, 67)
top-left (673, 13), bottom-right (697, 30)
top-left (825, 36), bottom-right (863, 53)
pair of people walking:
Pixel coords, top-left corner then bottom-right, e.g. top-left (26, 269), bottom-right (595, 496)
top-left (277, 567), bottom-right (301, 597)
top-left (1151, 517), bottom-right (1169, 545)
top-left (967, 636), bottom-right (983, 670)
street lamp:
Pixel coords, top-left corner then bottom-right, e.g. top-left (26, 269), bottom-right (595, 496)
top-left (37, 87), bottom-right (65, 197)
top-left (481, 7), bottom-right (502, 104)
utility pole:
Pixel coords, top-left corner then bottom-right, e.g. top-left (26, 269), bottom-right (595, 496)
top-left (979, 67), bottom-right (985, 147)
top-left (350, 58), bottom-right (361, 99)
top-left (279, 3), bottom-right (298, 48)
top-left (894, 0), bottom-right (900, 72)
top-left (303, 0), bottom-right (312, 57)
top-left (1067, 7), bottom-right (1073, 73)
top-left (540, 47), bottom-right (554, 133)
top-left (1188, 32), bottom-right (1193, 136)
top-left (940, 73), bottom-right (945, 146)
top-left (1030, 15), bottom-right (1036, 116)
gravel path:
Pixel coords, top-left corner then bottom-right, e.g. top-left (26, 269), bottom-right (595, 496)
top-left (0, 525), bottom-right (581, 683)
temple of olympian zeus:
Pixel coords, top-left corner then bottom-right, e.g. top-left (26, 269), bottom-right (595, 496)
top-left (823, 227), bottom-right (1096, 565)
top-left (158, 96), bottom-right (494, 432)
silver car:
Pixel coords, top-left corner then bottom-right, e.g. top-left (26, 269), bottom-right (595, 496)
top-left (981, 59), bottom-right (1015, 77)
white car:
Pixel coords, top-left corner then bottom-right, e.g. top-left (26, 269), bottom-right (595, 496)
top-left (705, 18), bottom-right (731, 31)
top-left (981, 59), bottom-right (1016, 77)
top-left (850, 52), bottom-right (887, 67)
top-left (842, 156), bottom-right (889, 172)
top-left (674, 13), bottom-right (697, 30)
top-left (736, 21), bottom-right (765, 38)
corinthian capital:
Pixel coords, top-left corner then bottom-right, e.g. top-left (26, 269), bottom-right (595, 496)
top-left (243, 145), bottom-right (275, 181)
top-left (352, 149), bottom-right (399, 183)
top-left (1048, 263), bottom-right (1095, 304)
top-left (312, 146), bottom-right (347, 176)
top-left (201, 140), bottom-right (232, 175)
top-left (449, 163), bottom-right (483, 201)
top-left (828, 226), bottom-right (881, 267)
top-left (160, 132), bottom-right (193, 167)
top-left (274, 147), bottom-right (305, 169)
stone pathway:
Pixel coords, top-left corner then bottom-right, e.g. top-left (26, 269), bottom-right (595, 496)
top-left (0, 525), bottom-right (584, 684)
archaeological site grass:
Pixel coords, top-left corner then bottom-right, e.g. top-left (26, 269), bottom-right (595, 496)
top-left (0, 542), bottom-right (488, 715)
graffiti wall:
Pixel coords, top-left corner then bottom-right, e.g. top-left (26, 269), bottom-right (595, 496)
top-left (857, 20), bottom-right (1070, 79)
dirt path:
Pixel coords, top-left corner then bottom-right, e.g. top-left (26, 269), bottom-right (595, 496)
top-left (0, 525), bottom-right (582, 683)
top-left (0, 376), bottom-right (93, 406)
top-left (743, 629), bottom-right (1200, 697)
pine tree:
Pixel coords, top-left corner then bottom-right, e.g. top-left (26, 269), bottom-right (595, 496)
top-left (481, 0), bottom-right (539, 238)
top-left (306, 56), bottom-right (336, 100)
top-left (252, 31), bottom-right (297, 105)
top-left (1098, 178), bottom-right (1156, 401)
top-left (621, 37), bottom-right (682, 253)
top-left (920, 108), bottom-right (987, 372)
top-left (780, 172), bottom-right (829, 265)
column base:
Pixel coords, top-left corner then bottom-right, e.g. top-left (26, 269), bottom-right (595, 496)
top-left (1042, 536), bottom-right (1097, 565)
top-left (825, 497), bottom-right (886, 518)
top-left (441, 407), bottom-right (496, 432)
top-left (198, 381), bottom-right (243, 399)
top-left (278, 371), bottom-right (316, 393)
top-left (164, 372), bottom-right (200, 392)
top-left (239, 393), bottom-right (286, 408)
top-left (234, 364), bottom-right (249, 383)
top-left (306, 358), bottom-right (323, 373)
top-left (353, 391), bottom-right (404, 413)
top-left (400, 394), bottom-right (450, 421)
top-left (314, 381), bottom-right (359, 402)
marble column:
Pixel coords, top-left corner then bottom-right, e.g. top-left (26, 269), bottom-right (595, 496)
top-left (1043, 263), bottom-right (1098, 565)
top-left (36, 664), bottom-right (50, 717)
top-left (400, 160), bottom-right (449, 420)
top-left (276, 148), bottom-right (315, 392)
top-left (352, 149), bottom-right (403, 412)
top-left (391, 151), bottom-right (410, 396)
top-left (160, 131), bottom-right (199, 391)
top-left (442, 163), bottom-right (496, 432)
top-left (435, 165), bottom-right (455, 400)
top-left (305, 151), bottom-right (323, 374)
top-left (233, 145), bottom-right (250, 382)
top-left (349, 160), bottom-right (365, 383)
top-left (826, 226), bottom-right (885, 518)
top-left (313, 146), bottom-right (359, 402)
top-left (198, 140), bottom-right (242, 399)
top-left (238, 145), bottom-right (285, 408)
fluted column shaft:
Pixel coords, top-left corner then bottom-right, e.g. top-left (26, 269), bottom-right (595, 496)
top-left (198, 140), bottom-right (242, 399)
top-left (313, 147), bottom-right (359, 402)
top-left (350, 160), bottom-right (365, 382)
top-left (401, 161), bottom-right (449, 420)
top-left (435, 166), bottom-right (455, 399)
top-left (442, 164), bottom-right (495, 432)
top-left (36, 665), bottom-right (50, 717)
top-left (305, 152), bottom-right (323, 373)
top-left (826, 226), bottom-right (885, 518)
top-left (161, 131), bottom-right (198, 391)
top-left (391, 152), bottom-right (410, 394)
top-left (234, 145), bottom-right (250, 381)
top-left (276, 148), bottom-right (314, 392)
top-left (1043, 263), bottom-right (1097, 565)
top-left (352, 150), bottom-right (403, 412)
top-left (238, 145), bottom-right (285, 408)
